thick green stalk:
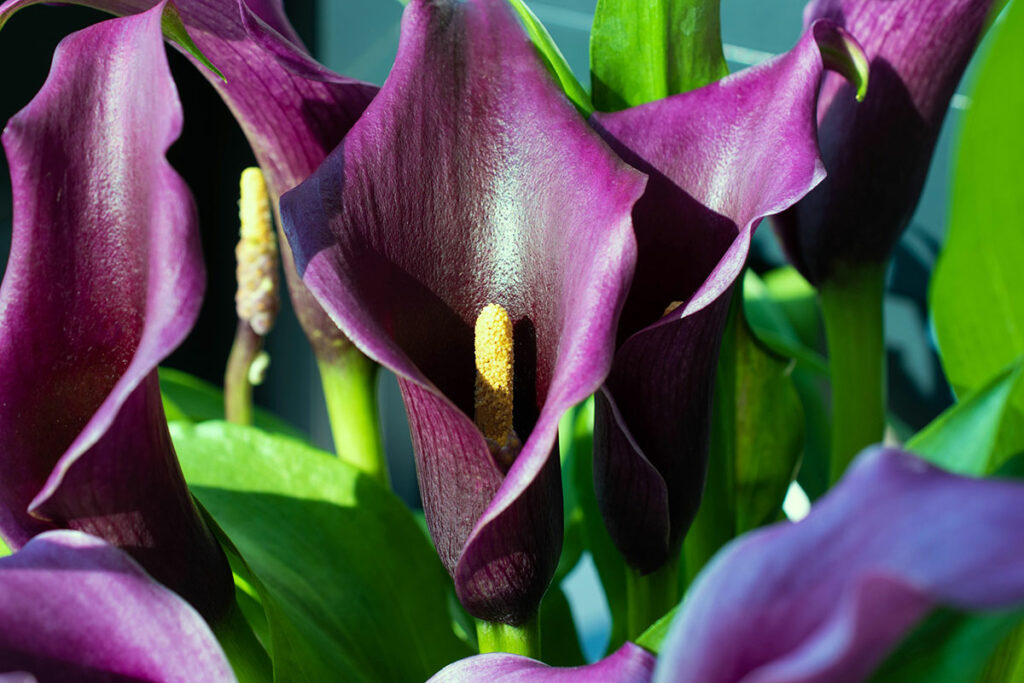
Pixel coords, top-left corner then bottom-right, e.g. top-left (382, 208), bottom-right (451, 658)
top-left (225, 320), bottom-right (262, 426)
top-left (318, 351), bottom-right (389, 487)
top-left (476, 617), bottom-right (541, 657)
top-left (626, 555), bottom-right (681, 640)
top-left (819, 264), bottom-right (887, 483)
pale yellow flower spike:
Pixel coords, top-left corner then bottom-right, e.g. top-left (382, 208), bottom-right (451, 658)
top-left (235, 167), bottom-right (280, 336)
top-left (474, 303), bottom-right (517, 464)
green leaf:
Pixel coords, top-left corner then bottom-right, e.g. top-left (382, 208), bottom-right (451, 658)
top-left (872, 607), bottom-right (1024, 683)
top-left (932, 0), bottom-right (1024, 412)
top-left (906, 358), bottom-right (1024, 476)
top-left (744, 269), bottom-right (831, 500)
top-left (161, 3), bottom-right (224, 81)
top-left (172, 421), bottom-right (470, 682)
top-left (635, 602), bottom-right (678, 654)
top-left (982, 622), bottom-right (1024, 682)
top-left (508, 0), bottom-right (594, 115)
top-left (590, 0), bottom-right (729, 111)
top-left (159, 367), bottom-right (305, 439)
top-left (685, 295), bottom-right (804, 581)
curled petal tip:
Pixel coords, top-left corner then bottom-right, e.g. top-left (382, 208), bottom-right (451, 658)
top-left (811, 20), bottom-right (869, 101)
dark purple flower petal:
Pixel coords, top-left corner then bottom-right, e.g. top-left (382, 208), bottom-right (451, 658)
top-left (773, 0), bottom-right (994, 284)
top-left (0, 3), bottom-right (230, 617)
top-left (0, 530), bottom-right (234, 682)
top-left (281, 0), bottom-right (645, 624)
top-left (655, 448), bottom-right (1024, 683)
top-left (589, 22), bottom-right (866, 573)
top-left (429, 643), bottom-right (655, 682)
top-left (0, 0), bottom-right (379, 360)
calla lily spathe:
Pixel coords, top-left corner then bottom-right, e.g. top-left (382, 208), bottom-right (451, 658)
top-left (774, 0), bottom-right (996, 285)
top-left (281, 0), bottom-right (645, 624)
top-left (590, 21), bottom-right (868, 574)
top-left (0, 531), bottom-right (234, 682)
top-left (436, 449), bottom-right (1024, 682)
top-left (0, 0), bottom-right (378, 363)
top-left (0, 2), bottom-right (230, 618)
top-left (430, 642), bottom-right (656, 682)
top-left (656, 448), bottom-right (1024, 682)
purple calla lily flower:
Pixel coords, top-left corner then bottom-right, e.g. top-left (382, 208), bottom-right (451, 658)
top-left (0, 0), bottom-right (378, 363)
top-left (429, 642), bottom-right (656, 682)
top-left (588, 22), bottom-right (868, 574)
top-left (433, 448), bottom-right (1024, 681)
top-left (280, 0), bottom-right (645, 624)
top-left (0, 3), bottom-right (231, 618)
top-left (773, 0), bottom-right (995, 285)
top-left (0, 530), bottom-right (234, 682)
top-left (654, 447), bottom-right (1024, 682)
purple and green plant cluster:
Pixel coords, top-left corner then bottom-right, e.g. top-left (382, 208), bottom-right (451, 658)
top-left (0, 0), bottom-right (1022, 681)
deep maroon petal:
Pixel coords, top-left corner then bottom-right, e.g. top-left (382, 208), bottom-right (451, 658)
top-left (774, 0), bottom-right (994, 284)
top-left (429, 643), bottom-right (655, 682)
top-left (281, 0), bottom-right (644, 623)
top-left (0, 0), bottom-right (379, 360)
top-left (0, 530), bottom-right (234, 682)
top-left (590, 22), bottom-right (865, 572)
top-left (655, 448), bottom-right (1024, 683)
top-left (0, 4), bottom-right (230, 617)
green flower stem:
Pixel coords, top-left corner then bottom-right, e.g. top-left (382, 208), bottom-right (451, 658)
top-left (212, 598), bottom-right (272, 683)
top-left (819, 263), bottom-right (887, 484)
top-left (476, 617), bottom-right (541, 657)
top-left (318, 351), bottom-right (389, 487)
top-left (626, 555), bottom-right (680, 641)
top-left (224, 320), bottom-right (262, 426)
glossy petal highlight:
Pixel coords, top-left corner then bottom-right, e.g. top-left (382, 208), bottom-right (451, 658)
top-left (0, 4), bottom-right (230, 616)
top-left (774, 0), bottom-right (995, 284)
top-left (655, 448), bottom-right (1024, 683)
top-left (282, 0), bottom-right (644, 623)
top-left (430, 643), bottom-right (655, 682)
top-left (0, 531), bottom-right (234, 682)
top-left (590, 22), bottom-right (864, 572)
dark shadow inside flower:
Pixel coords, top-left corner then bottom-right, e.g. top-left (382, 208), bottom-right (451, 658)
top-left (777, 57), bottom-right (928, 282)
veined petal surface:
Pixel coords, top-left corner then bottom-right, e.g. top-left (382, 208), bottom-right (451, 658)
top-left (0, 4), bottom-right (230, 617)
top-left (0, 530), bottom-right (234, 682)
top-left (0, 0), bottom-right (380, 360)
top-left (655, 448), bottom-right (1024, 682)
top-left (282, 0), bottom-right (645, 623)
top-left (590, 22), bottom-right (865, 572)
top-left (774, 0), bottom-right (994, 283)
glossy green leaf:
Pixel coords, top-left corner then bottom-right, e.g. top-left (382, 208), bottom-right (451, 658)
top-left (873, 607), bottom-right (1024, 683)
top-left (906, 358), bottom-right (1024, 475)
top-left (685, 296), bottom-right (804, 582)
top-left (172, 421), bottom-right (470, 682)
top-left (590, 0), bottom-right (728, 111)
top-left (159, 367), bottom-right (305, 439)
top-left (932, 0), bottom-right (1024, 410)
